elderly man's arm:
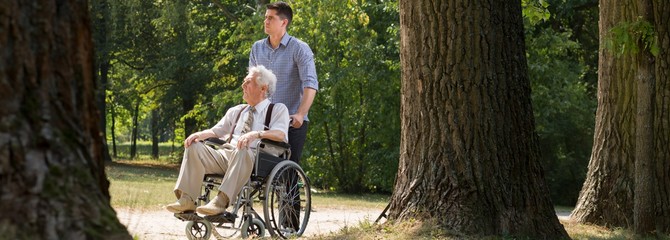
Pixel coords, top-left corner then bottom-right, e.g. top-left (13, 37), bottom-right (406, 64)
top-left (184, 130), bottom-right (217, 148)
top-left (236, 130), bottom-right (285, 149)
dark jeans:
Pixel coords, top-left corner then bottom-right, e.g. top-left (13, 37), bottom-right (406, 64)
top-left (288, 121), bottom-right (309, 163)
top-left (284, 121), bottom-right (308, 231)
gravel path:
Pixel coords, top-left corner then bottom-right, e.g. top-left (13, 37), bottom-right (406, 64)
top-left (116, 206), bottom-right (385, 240)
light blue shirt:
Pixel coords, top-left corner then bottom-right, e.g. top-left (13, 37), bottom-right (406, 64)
top-left (249, 33), bottom-right (318, 121)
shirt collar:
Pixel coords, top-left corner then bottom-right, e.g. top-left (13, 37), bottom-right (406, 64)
top-left (265, 33), bottom-right (292, 49)
top-left (251, 99), bottom-right (271, 113)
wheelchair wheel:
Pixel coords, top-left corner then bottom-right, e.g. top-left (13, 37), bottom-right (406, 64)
top-left (263, 160), bottom-right (311, 238)
top-left (241, 217), bottom-right (266, 238)
top-left (185, 219), bottom-right (212, 240)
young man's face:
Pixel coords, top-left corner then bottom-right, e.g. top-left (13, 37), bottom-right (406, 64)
top-left (264, 9), bottom-right (286, 35)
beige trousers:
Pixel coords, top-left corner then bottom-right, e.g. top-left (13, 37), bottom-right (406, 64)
top-left (173, 142), bottom-right (254, 203)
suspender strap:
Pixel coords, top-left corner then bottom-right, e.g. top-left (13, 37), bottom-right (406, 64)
top-left (264, 104), bottom-right (274, 131)
top-left (226, 104), bottom-right (248, 143)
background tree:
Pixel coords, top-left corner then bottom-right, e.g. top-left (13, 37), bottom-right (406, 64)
top-left (571, 0), bottom-right (670, 234)
top-left (524, 0), bottom-right (599, 206)
top-left (91, 0), bottom-right (114, 162)
top-left (0, 0), bottom-right (130, 238)
top-left (387, 0), bottom-right (568, 237)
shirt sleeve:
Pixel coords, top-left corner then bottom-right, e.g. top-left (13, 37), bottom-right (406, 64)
top-left (269, 103), bottom-right (290, 142)
top-left (295, 42), bottom-right (319, 91)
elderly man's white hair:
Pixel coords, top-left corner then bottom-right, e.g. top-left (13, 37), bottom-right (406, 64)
top-left (249, 65), bottom-right (277, 98)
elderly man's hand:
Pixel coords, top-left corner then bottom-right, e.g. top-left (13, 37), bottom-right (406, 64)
top-left (237, 131), bottom-right (260, 149)
top-left (184, 133), bottom-right (200, 148)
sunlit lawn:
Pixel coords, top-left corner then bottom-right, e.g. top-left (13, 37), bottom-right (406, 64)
top-left (107, 160), bottom-right (179, 210)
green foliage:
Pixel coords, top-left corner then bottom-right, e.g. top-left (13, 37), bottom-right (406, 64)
top-left (526, 27), bottom-right (595, 206)
top-left (522, 0), bottom-right (551, 25)
top-left (606, 18), bottom-right (660, 56)
top-left (289, 0), bottom-right (400, 193)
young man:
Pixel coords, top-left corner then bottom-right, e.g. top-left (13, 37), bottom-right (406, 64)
top-left (165, 66), bottom-right (290, 215)
top-left (249, 1), bottom-right (318, 164)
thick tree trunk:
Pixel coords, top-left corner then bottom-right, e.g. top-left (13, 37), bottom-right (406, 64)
top-left (634, 1), bottom-right (655, 235)
top-left (572, 0), bottom-right (670, 233)
top-left (0, 0), bottom-right (130, 239)
top-left (571, 0), bottom-right (638, 227)
top-left (653, 1), bottom-right (670, 232)
top-left (389, 0), bottom-right (567, 238)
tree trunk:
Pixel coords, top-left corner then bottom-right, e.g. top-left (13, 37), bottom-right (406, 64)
top-left (151, 108), bottom-right (159, 159)
top-left (111, 102), bottom-right (118, 158)
top-left (572, 0), bottom-right (670, 233)
top-left (652, 1), bottom-right (670, 232)
top-left (571, 0), bottom-right (638, 227)
top-left (389, 0), bottom-right (568, 238)
top-left (634, 1), bottom-right (655, 235)
top-left (92, 0), bottom-right (113, 163)
top-left (130, 100), bottom-right (140, 159)
top-left (0, 0), bottom-right (130, 239)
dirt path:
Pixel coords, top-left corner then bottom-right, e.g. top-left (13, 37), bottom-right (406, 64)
top-left (117, 207), bottom-right (572, 240)
top-left (116, 206), bottom-right (386, 240)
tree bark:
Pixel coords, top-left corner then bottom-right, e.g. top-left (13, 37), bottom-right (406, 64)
top-left (634, 0), bottom-right (655, 235)
top-left (572, 0), bottom-right (670, 234)
top-left (0, 0), bottom-right (130, 239)
top-left (389, 0), bottom-right (568, 238)
top-left (571, 0), bottom-right (638, 228)
top-left (652, 0), bottom-right (670, 232)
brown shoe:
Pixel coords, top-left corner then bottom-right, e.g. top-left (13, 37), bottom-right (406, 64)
top-left (196, 193), bottom-right (229, 216)
top-left (165, 194), bottom-right (196, 213)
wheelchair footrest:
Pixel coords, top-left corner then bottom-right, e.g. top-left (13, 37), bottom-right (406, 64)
top-left (174, 211), bottom-right (203, 221)
top-left (204, 211), bottom-right (236, 223)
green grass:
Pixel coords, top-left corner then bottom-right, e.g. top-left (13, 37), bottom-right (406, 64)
top-left (107, 160), bottom-right (390, 211)
top-left (107, 160), bottom-right (180, 210)
top-left (311, 192), bottom-right (389, 210)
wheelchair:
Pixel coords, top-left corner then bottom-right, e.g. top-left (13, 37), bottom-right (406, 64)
top-left (174, 138), bottom-right (311, 239)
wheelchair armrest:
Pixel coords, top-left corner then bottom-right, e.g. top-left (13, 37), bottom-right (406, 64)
top-left (203, 137), bottom-right (226, 147)
top-left (258, 139), bottom-right (291, 150)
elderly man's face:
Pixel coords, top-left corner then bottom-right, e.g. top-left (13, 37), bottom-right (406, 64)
top-left (242, 73), bottom-right (265, 105)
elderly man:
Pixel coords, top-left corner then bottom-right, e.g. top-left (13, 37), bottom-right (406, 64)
top-left (165, 65), bottom-right (290, 215)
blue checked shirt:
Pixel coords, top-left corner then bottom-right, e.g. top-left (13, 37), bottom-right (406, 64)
top-left (249, 33), bottom-right (318, 121)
